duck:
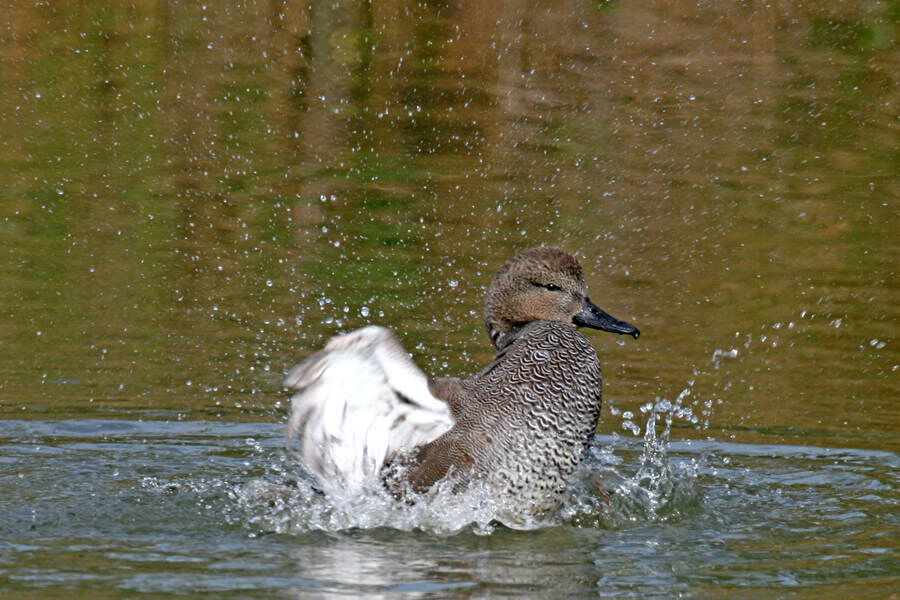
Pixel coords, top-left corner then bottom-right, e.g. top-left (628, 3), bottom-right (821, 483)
top-left (284, 247), bottom-right (639, 525)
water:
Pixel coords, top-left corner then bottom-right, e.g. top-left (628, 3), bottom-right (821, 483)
top-left (1, 0), bottom-right (897, 596)
top-left (1, 418), bottom-right (895, 598)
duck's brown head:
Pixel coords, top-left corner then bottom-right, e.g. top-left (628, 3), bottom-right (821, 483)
top-left (483, 247), bottom-right (639, 349)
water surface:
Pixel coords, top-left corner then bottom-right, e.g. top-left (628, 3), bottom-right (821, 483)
top-left (1, 0), bottom-right (897, 597)
top-left (1, 419), bottom-right (896, 598)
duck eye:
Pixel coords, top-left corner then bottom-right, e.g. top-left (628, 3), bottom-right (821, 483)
top-left (540, 283), bottom-right (562, 292)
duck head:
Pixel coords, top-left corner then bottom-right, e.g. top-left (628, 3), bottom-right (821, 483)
top-left (484, 247), bottom-right (640, 349)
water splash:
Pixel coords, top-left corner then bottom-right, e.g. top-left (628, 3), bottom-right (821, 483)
top-left (561, 399), bottom-right (703, 529)
top-left (138, 443), bottom-right (510, 536)
top-left (150, 406), bottom-right (703, 536)
top-left (138, 376), bottom-right (708, 537)
top-left (223, 464), bottom-right (507, 536)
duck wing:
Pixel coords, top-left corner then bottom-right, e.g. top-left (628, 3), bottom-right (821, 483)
top-left (284, 325), bottom-right (455, 495)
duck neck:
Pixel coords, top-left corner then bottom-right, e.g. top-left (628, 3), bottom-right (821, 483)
top-left (491, 322), bottom-right (530, 351)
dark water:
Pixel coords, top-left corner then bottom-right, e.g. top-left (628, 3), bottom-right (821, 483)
top-left (1, 419), bottom-right (896, 598)
top-left (1, 0), bottom-right (897, 597)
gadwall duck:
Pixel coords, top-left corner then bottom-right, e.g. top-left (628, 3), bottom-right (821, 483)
top-left (285, 247), bottom-right (639, 525)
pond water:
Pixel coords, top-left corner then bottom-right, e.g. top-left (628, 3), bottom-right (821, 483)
top-left (2, 419), bottom-right (896, 598)
top-left (1, 0), bottom-right (897, 597)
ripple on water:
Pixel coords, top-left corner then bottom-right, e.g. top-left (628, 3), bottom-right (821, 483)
top-left (1, 419), bottom-right (896, 597)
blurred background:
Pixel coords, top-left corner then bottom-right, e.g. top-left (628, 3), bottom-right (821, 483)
top-left (1, 0), bottom-right (896, 450)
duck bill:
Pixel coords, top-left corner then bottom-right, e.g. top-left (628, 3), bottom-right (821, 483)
top-left (573, 300), bottom-right (640, 339)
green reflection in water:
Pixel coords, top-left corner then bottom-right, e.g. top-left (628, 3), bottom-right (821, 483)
top-left (0, 0), bottom-right (896, 454)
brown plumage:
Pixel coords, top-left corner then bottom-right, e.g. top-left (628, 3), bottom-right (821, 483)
top-left (285, 247), bottom-right (639, 525)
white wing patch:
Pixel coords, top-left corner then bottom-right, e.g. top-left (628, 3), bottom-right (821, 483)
top-left (284, 326), bottom-right (455, 495)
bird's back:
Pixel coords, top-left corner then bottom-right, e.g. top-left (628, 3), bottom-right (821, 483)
top-left (404, 320), bottom-right (603, 519)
